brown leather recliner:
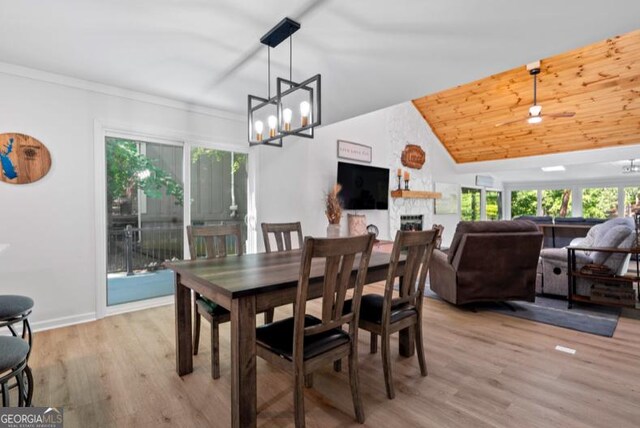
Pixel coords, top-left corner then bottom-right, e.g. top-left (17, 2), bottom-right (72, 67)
top-left (429, 220), bottom-right (543, 305)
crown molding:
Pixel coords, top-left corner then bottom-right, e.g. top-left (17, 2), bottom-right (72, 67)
top-left (0, 61), bottom-right (244, 123)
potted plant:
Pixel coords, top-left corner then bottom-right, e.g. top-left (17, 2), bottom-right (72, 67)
top-left (325, 184), bottom-right (343, 238)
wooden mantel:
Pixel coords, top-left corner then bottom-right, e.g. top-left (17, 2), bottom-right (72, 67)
top-left (391, 190), bottom-right (441, 199)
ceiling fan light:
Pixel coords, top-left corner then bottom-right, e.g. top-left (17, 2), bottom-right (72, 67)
top-left (527, 116), bottom-right (543, 124)
top-left (529, 105), bottom-right (542, 117)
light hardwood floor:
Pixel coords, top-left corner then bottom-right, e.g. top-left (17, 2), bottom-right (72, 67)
top-left (29, 283), bottom-right (640, 427)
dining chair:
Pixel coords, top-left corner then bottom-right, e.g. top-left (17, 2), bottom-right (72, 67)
top-left (255, 234), bottom-right (375, 427)
top-left (351, 229), bottom-right (439, 399)
top-left (186, 224), bottom-right (239, 379)
top-left (261, 221), bottom-right (304, 323)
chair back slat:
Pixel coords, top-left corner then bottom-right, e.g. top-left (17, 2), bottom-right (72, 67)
top-left (261, 222), bottom-right (303, 253)
top-left (187, 224), bottom-right (243, 260)
top-left (382, 229), bottom-right (440, 323)
top-left (293, 234), bottom-right (375, 363)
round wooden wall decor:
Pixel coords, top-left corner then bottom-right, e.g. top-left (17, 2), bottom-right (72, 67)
top-left (0, 133), bottom-right (52, 185)
top-left (401, 144), bottom-right (426, 169)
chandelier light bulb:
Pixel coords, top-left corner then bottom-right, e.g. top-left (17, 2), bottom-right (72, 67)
top-left (268, 115), bottom-right (278, 138)
top-left (527, 116), bottom-right (543, 124)
top-left (300, 101), bottom-right (310, 127)
top-left (283, 108), bottom-right (292, 131)
top-left (254, 120), bottom-right (264, 141)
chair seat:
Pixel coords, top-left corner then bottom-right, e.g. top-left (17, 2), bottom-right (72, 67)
top-left (0, 295), bottom-right (34, 320)
top-left (195, 296), bottom-right (230, 317)
top-left (256, 315), bottom-right (349, 361)
top-left (0, 336), bottom-right (29, 371)
top-left (345, 294), bottom-right (417, 325)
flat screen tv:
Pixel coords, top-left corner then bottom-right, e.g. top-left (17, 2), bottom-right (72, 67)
top-left (337, 162), bottom-right (389, 210)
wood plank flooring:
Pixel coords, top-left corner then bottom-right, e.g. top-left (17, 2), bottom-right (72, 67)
top-left (29, 283), bottom-right (640, 427)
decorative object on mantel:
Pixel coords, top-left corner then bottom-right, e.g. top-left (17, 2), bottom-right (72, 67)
top-left (390, 190), bottom-right (441, 199)
top-left (400, 144), bottom-right (426, 169)
top-left (403, 170), bottom-right (410, 190)
top-left (0, 133), bottom-right (52, 185)
top-left (337, 140), bottom-right (372, 163)
top-left (248, 17), bottom-right (321, 147)
top-left (325, 184), bottom-right (343, 237)
top-left (348, 214), bottom-right (367, 236)
top-left (395, 168), bottom-right (402, 190)
top-left (366, 224), bottom-right (379, 238)
top-left (434, 182), bottom-right (459, 214)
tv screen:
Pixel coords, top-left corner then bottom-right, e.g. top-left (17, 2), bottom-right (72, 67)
top-left (337, 162), bottom-right (389, 210)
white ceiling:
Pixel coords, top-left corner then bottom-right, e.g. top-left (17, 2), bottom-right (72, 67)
top-left (1, 1), bottom-right (640, 125)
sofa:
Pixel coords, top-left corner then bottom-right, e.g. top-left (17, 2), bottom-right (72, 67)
top-left (429, 220), bottom-right (543, 305)
top-left (537, 217), bottom-right (636, 297)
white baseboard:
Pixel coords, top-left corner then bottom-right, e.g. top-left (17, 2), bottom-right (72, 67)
top-left (32, 312), bottom-right (97, 332)
top-left (1, 296), bottom-right (175, 335)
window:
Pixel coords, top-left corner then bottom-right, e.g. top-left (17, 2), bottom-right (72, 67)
top-left (624, 186), bottom-right (640, 216)
top-left (582, 187), bottom-right (618, 219)
top-left (461, 187), bottom-right (481, 221)
top-left (486, 190), bottom-right (503, 220)
top-left (541, 189), bottom-right (572, 217)
top-left (511, 190), bottom-right (537, 217)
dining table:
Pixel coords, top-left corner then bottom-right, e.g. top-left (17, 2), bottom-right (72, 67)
top-left (167, 245), bottom-right (408, 428)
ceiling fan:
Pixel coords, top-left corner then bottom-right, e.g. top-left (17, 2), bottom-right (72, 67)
top-left (495, 61), bottom-right (576, 127)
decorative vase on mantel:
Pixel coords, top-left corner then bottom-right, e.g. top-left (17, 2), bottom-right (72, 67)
top-left (327, 223), bottom-right (341, 238)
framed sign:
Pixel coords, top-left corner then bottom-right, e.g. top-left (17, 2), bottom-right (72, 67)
top-left (434, 182), bottom-right (459, 215)
top-left (401, 144), bottom-right (426, 169)
top-left (337, 140), bottom-right (372, 163)
top-left (0, 133), bottom-right (52, 185)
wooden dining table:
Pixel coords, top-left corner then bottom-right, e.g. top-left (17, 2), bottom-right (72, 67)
top-left (167, 246), bottom-right (409, 428)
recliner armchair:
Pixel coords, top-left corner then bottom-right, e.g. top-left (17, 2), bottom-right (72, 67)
top-left (429, 220), bottom-right (543, 305)
top-left (538, 217), bottom-right (635, 296)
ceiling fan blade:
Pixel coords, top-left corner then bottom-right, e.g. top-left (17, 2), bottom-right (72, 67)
top-left (495, 117), bottom-right (526, 127)
top-left (544, 112), bottom-right (576, 118)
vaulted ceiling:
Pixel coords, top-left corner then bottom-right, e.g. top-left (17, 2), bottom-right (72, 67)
top-left (1, 1), bottom-right (640, 126)
top-left (413, 29), bottom-right (640, 163)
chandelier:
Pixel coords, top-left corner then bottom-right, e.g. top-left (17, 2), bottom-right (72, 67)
top-left (623, 159), bottom-right (640, 174)
top-left (248, 18), bottom-right (321, 147)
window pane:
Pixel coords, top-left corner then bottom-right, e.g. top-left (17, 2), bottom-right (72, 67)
top-left (541, 189), bottom-right (572, 217)
top-left (511, 190), bottom-right (537, 217)
top-left (486, 190), bottom-right (502, 220)
top-left (582, 187), bottom-right (618, 219)
top-left (624, 187), bottom-right (640, 216)
top-left (461, 187), bottom-right (481, 221)
top-left (190, 147), bottom-right (248, 256)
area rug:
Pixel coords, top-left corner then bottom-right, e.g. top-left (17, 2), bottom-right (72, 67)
top-left (425, 288), bottom-right (620, 337)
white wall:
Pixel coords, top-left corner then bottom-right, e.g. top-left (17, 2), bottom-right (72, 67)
top-left (255, 101), bottom-right (495, 249)
top-left (0, 66), bottom-right (245, 330)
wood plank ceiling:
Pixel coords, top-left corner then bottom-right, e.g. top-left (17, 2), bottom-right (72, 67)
top-left (412, 29), bottom-right (640, 163)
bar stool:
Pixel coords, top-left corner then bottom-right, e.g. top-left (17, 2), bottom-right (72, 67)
top-left (0, 295), bottom-right (34, 406)
top-left (0, 336), bottom-right (30, 406)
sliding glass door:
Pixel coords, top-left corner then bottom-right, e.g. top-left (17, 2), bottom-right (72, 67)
top-left (105, 137), bottom-right (184, 306)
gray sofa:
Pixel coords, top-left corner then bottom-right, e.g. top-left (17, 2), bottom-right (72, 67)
top-left (430, 220), bottom-right (543, 305)
top-left (537, 217), bottom-right (636, 296)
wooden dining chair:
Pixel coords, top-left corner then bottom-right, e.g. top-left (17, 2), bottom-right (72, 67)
top-left (352, 229), bottom-right (439, 399)
top-left (255, 234), bottom-right (375, 427)
top-left (261, 222), bottom-right (304, 323)
top-left (186, 224), bottom-right (239, 379)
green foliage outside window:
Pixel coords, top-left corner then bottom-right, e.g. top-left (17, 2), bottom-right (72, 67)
top-left (624, 187), bottom-right (640, 216)
top-left (461, 188), bottom-right (481, 221)
top-left (582, 187), bottom-right (618, 219)
top-left (541, 189), bottom-right (572, 217)
top-left (511, 190), bottom-right (537, 217)
top-left (106, 138), bottom-right (184, 206)
top-left (486, 190), bottom-right (502, 220)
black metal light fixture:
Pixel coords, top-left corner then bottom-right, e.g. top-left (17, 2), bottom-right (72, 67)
top-left (248, 17), bottom-right (321, 147)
